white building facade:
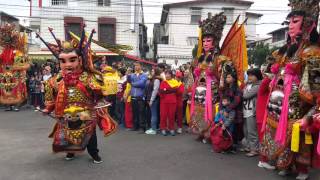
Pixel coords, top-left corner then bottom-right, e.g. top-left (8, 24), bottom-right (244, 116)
top-left (29, 0), bottom-right (142, 56)
top-left (155, 0), bottom-right (261, 65)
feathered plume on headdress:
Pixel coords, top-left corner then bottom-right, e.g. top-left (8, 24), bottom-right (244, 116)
top-left (36, 26), bottom-right (100, 74)
top-left (0, 24), bottom-right (19, 49)
top-left (199, 12), bottom-right (227, 48)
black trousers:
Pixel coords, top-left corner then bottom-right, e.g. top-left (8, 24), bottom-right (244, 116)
top-left (105, 95), bottom-right (117, 119)
top-left (145, 101), bottom-right (151, 130)
top-left (67, 122), bottom-right (99, 157)
top-left (87, 130), bottom-right (99, 157)
top-left (131, 98), bottom-right (146, 131)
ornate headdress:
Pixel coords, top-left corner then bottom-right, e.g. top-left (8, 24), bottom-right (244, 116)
top-left (199, 12), bottom-right (226, 48)
top-left (287, 0), bottom-right (320, 40)
top-left (36, 26), bottom-right (100, 74)
top-left (0, 23), bottom-right (29, 67)
top-left (0, 24), bottom-right (19, 49)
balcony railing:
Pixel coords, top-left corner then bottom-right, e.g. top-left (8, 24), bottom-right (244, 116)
top-left (51, 0), bottom-right (68, 6)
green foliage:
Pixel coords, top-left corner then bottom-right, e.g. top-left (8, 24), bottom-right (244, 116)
top-left (192, 44), bottom-right (198, 59)
top-left (248, 43), bottom-right (274, 67)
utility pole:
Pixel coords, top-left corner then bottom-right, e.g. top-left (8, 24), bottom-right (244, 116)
top-left (139, 0), bottom-right (149, 59)
top-left (134, 0), bottom-right (140, 57)
top-left (140, 0), bottom-right (145, 59)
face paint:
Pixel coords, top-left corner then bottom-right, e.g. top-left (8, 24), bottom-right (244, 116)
top-left (288, 15), bottom-right (303, 41)
top-left (203, 36), bottom-right (214, 53)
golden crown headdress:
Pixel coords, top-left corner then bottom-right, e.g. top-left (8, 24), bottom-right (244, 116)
top-left (288, 0), bottom-right (320, 22)
top-left (199, 12), bottom-right (226, 47)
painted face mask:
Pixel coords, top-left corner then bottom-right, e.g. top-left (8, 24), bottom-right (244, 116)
top-left (59, 52), bottom-right (82, 75)
top-left (203, 36), bottom-right (214, 53)
top-left (288, 15), bottom-right (303, 41)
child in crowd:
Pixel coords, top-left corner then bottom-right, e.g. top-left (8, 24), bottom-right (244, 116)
top-left (159, 70), bottom-right (180, 136)
top-left (211, 96), bottom-right (235, 153)
top-left (242, 68), bottom-right (262, 157)
top-left (215, 96), bottom-right (236, 132)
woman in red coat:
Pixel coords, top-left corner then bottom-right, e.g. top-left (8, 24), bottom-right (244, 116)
top-left (159, 70), bottom-right (181, 136)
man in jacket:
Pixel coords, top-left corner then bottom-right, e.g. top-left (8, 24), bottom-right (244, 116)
top-left (128, 62), bottom-right (148, 131)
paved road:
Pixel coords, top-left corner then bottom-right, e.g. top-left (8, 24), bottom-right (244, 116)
top-left (0, 108), bottom-right (319, 180)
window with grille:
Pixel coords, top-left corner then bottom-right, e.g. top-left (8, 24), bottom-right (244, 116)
top-left (98, 0), bottom-right (111, 6)
top-left (99, 24), bottom-right (115, 44)
top-left (65, 23), bottom-right (81, 40)
top-left (190, 7), bottom-right (202, 24)
top-left (52, 0), bottom-right (67, 6)
top-left (187, 37), bottom-right (198, 46)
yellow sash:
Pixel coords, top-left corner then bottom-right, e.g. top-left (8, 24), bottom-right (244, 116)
top-left (166, 79), bottom-right (181, 88)
top-left (291, 123), bottom-right (300, 152)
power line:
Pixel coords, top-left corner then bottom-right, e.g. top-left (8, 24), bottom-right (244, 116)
top-left (0, 3), bottom-right (290, 17)
top-left (5, 2), bottom-right (291, 12)
top-left (48, 0), bottom-right (292, 10)
top-left (12, 14), bottom-right (284, 26)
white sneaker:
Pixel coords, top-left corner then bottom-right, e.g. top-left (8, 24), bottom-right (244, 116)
top-left (177, 128), bottom-right (183, 134)
top-left (145, 129), bottom-right (152, 134)
top-left (278, 170), bottom-right (289, 176)
top-left (296, 173), bottom-right (309, 180)
top-left (145, 129), bottom-right (157, 135)
top-left (202, 139), bottom-right (207, 144)
top-left (258, 161), bottom-right (276, 170)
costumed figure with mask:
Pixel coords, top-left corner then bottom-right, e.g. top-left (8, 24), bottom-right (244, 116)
top-left (0, 24), bottom-right (29, 111)
top-left (38, 27), bottom-right (117, 163)
top-left (259, 0), bottom-right (320, 178)
top-left (189, 13), bottom-right (230, 142)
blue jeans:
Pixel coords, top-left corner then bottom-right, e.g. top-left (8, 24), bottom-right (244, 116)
top-left (150, 98), bottom-right (159, 131)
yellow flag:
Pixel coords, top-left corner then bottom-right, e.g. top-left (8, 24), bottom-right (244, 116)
top-left (197, 28), bottom-right (202, 58)
top-left (241, 25), bottom-right (248, 72)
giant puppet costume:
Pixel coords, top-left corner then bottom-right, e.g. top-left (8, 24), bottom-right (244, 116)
top-left (189, 13), bottom-right (233, 141)
top-left (37, 27), bottom-right (117, 163)
top-left (0, 24), bottom-right (29, 107)
top-left (259, 0), bottom-right (320, 178)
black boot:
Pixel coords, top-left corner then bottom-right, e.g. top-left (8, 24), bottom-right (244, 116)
top-left (65, 153), bottom-right (75, 161)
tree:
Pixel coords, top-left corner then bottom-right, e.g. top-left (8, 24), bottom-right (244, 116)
top-left (192, 44), bottom-right (198, 59)
top-left (248, 43), bottom-right (274, 67)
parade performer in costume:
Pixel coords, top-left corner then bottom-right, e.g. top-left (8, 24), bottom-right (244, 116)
top-left (0, 24), bottom-right (29, 110)
top-left (260, 0), bottom-right (320, 178)
top-left (189, 13), bottom-right (228, 143)
top-left (38, 27), bottom-right (117, 163)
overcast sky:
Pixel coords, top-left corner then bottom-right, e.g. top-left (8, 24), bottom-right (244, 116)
top-left (0, 0), bottom-right (289, 37)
